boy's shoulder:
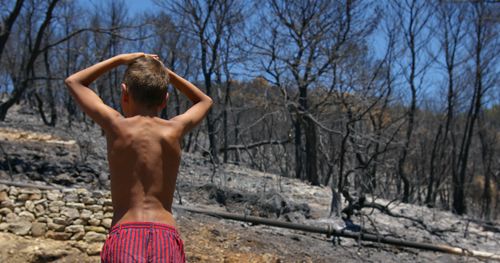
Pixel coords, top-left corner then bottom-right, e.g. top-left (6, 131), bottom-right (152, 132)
top-left (110, 116), bottom-right (184, 140)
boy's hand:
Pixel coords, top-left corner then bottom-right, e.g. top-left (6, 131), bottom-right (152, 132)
top-left (118, 53), bottom-right (160, 64)
top-left (118, 53), bottom-right (145, 64)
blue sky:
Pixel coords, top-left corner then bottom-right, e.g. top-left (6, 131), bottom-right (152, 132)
top-left (123, 0), bottom-right (156, 15)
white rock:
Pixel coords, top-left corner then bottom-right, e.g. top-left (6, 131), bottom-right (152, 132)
top-left (71, 231), bottom-right (85, 241)
top-left (46, 190), bottom-right (62, 201)
top-left (0, 191), bottom-right (9, 202)
top-left (61, 207), bottom-right (79, 219)
top-left (65, 225), bottom-right (84, 233)
top-left (25, 200), bottom-right (35, 212)
top-left (83, 231), bottom-right (106, 243)
top-left (48, 222), bottom-right (66, 232)
top-left (66, 202), bottom-right (85, 209)
top-left (0, 207), bottom-right (12, 216)
top-left (19, 211), bottom-right (35, 221)
top-left (9, 187), bottom-right (18, 196)
top-left (84, 226), bottom-right (107, 233)
top-left (101, 218), bottom-right (112, 229)
top-left (31, 222), bottom-right (47, 237)
top-left (86, 205), bottom-right (102, 212)
top-left (8, 221), bottom-right (31, 235)
top-left (88, 218), bottom-right (100, 226)
top-left (80, 209), bottom-right (92, 220)
top-left (53, 217), bottom-right (68, 225)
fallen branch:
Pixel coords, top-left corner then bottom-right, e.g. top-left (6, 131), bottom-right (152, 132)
top-left (220, 138), bottom-right (290, 152)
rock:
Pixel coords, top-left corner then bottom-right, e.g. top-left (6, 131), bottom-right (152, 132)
top-left (75, 188), bottom-right (89, 195)
top-left (53, 217), bottom-right (68, 225)
top-left (86, 243), bottom-right (103, 256)
top-left (48, 206), bottom-right (60, 213)
top-left (4, 212), bottom-right (18, 223)
top-left (65, 225), bottom-right (84, 233)
top-left (80, 209), bottom-right (92, 220)
top-left (86, 205), bottom-right (102, 212)
top-left (0, 207), bottom-right (12, 216)
top-left (104, 212), bottom-right (113, 218)
top-left (34, 204), bottom-right (45, 216)
top-left (46, 230), bottom-right (72, 240)
top-left (81, 196), bottom-right (96, 205)
top-left (49, 200), bottom-right (65, 207)
top-left (66, 202), bottom-right (85, 209)
top-left (9, 187), bottom-right (18, 196)
top-left (70, 241), bottom-right (88, 252)
top-left (1, 200), bottom-right (14, 209)
top-left (103, 206), bottom-right (113, 212)
top-left (48, 201), bottom-right (64, 213)
top-left (101, 218), bottom-right (112, 229)
top-left (16, 193), bottom-right (28, 201)
top-left (72, 219), bottom-right (85, 225)
top-left (48, 222), bottom-right (65, 232)
top-left (0, 191), bottom-right (9, 202)
top-left (33, 198), bottom-right (47, 205)
top-left (0, 222), bottom-right (8, 231)
top-left (84, 231), bottom-right (106, 242)
top-left (19, 211), bottom-right (35, 221)
top-left (0, 184), bottom-right (8, 192)
top-left (103, 199), bottom-right (113, 206)
top-left (37, 216), bottom-right (48, 223)
top-left (31, 222), bottom-right (47, 237)
top-left (24, 200), bottom-right (35, 212)
top-left (71, 231), bottom-right (85, 241)
top-left (93, 211), bottom-right (104, 220)
top-left (13, 207), bottom-right (21, 214)
top-left (62, 191), bottom-right (79, 203)
top-left (88, 218), bottom-right (101, 226)
top-left (92, 191), bottom-right (106, 199)
top-left (61, 207), bottom-right (79, 219)
top-left (28, 193), bottom-right (42, 200)
top-left (84, 226), bottom-right (107, 233)
top-left (46, 190), bottom-right (62, 201)
top-left (8, 221), bottom-right (32, 235)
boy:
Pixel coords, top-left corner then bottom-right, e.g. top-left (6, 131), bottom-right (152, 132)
top-left (65, 53), bottom-right (213, 262)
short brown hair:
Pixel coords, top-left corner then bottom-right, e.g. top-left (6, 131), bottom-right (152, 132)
top-left (123, 56), bottom-right (169, 108)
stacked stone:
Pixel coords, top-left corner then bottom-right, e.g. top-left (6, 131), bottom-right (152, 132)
top-left (0, 184), bottom-right (113, 243)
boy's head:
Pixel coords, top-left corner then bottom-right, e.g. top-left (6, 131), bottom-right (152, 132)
top-left (121, 56), bottom-right (169, 115)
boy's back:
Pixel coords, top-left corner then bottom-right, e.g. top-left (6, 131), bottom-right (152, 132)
top-left (107, 116), bottom-right (181, 227)
top-left (65, 53), bottom-right (213, 262)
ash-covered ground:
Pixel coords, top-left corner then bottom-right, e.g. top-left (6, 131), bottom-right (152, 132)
top-left (0, 106), bottom-right (499, 262)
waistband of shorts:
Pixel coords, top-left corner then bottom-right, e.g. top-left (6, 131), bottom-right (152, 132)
top-left (109, 222), bottom-right (178, 234)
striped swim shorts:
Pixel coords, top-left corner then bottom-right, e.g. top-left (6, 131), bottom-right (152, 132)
top-left (100, 222), bottom-right (185, 263)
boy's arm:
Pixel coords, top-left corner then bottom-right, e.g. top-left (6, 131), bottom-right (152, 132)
top-left (64, 53), bottom-right (145, 131)
top-left (168, 68), bottom-right (213, 136)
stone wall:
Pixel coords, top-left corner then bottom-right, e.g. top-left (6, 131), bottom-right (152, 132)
top-left (0, 184), bottom-right (113, 245)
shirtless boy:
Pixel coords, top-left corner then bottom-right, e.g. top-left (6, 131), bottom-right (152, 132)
top-left (65, 53), bottom-right (213, 262)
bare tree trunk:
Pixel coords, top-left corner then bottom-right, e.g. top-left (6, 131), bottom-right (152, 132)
top-left (452, 2), bottom-right (489, 215)
top-left (0, 0), bottom-right (25, 59)
top-left (0, 0), bottom-right (60, 121)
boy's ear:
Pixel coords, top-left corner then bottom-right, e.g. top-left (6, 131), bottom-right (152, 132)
top-left (121, 83), bottom-right (129, 102)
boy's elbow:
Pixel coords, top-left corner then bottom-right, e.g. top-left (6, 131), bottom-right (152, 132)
top-left (64, 76), bottom-right (74, 87)
top-left (207, 97), bottom-right (214, 107)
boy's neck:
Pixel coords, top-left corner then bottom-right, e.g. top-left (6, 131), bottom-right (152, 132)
top-left (126, 107), bottom-right (159, 118)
